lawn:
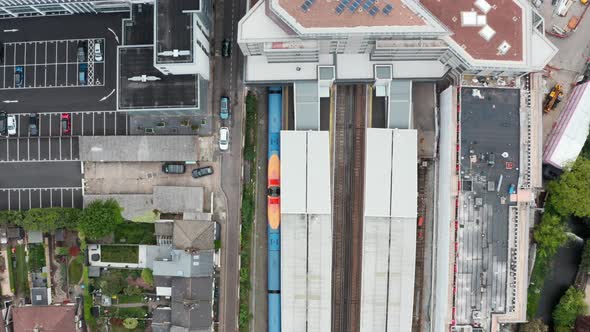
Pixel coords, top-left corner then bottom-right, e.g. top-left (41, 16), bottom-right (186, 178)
top-left (101, 245), bottom-right (139, 264)
top-left (116, 295), bottom-right (145, 304)
top-left (6, 250), bottom-right (15, 293)
top-left (114, 306), bottom-right (149, 318)
top-left (68, 256), bottom-right (83, 285)
top-left (27, 244), bottom-right (46, 272)
top-left (15, 245), bottom-right (29, 295)
top-left (114, 223), bottom-right (156, 245)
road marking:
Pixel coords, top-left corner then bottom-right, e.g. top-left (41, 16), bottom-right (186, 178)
top-left (7, 190), bottom-right (10, 211)
top-left (61, 189), bottom-right (64, 208)
top-left (92, 112), bottom-right (95, 136)
top-left (103, 113), bottom-right (106, 135)
top-left (59, 137), bottom-right (62, 160)
top-left (44, 42), bottom-right (47, 87)
top-left (65, 41), bottom-right (68, 86)
top-left (29, 190), bottom-right (31, 210)
top-left (18, 189), bottom-right (21, 210)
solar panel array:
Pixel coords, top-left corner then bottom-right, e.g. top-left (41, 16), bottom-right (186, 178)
top-left (301, 0), bottom-right (316, 12)
top-left (333, 0), bottom-right (394, 16)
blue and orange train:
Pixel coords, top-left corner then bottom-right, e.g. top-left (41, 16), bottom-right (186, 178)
top-left (267, 86), bottom-right (282, 332)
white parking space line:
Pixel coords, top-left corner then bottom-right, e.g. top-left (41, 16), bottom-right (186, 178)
top-left (44, 42), bottom-right (47, 87)
top-left (34, 43), bottom-right (37, 86)
top-left (7, 191), bottom-right (10, 211)
top-left (29, 190), bottom-right (32, 210)
top-left (93, 112), bottom-right (95, 136)
top-left (59, 137), bottom-right (62, 160)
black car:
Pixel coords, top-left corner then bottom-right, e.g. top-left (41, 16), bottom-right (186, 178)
top-left (162, 163), bottom-right (186, 174)
top-left (0, 112), bottom-right (6, 136)
top-left (222, 39), bottom-right (231, 57)
top-left (192, 166), bottom-right (214, 178)
top-left (29, 113), bottom-right (38, 136)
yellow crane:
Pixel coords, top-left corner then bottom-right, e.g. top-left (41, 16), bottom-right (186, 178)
top-left (544, 84), bottom-right (564, 113)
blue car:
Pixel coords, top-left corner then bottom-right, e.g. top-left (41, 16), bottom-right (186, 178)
top-left (220, 96), bottom-right (230, 120)
top-left (14, 66), bottom-right (23, 88)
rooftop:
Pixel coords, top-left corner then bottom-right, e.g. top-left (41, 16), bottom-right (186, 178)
top-left (12, 305), bottom-right (77, 332)
top-left (173, 219), bottom-right (215, 250)
top-left (153, 186), bottom-right (204, 214)
top-left (118, 46), bottom-right (199, 110)
top-left (79, 136), bottom-right (199, 162)
top-left (170, 277), bottom-right (213, 330)
top-left (275, 0), bottom-right (426, 29)
top-left (420, 0), bottom-right (524, 61)
top-left (155, 0), bottom-right (197, 64)
top-left (152, 249), bottom-right (214, 278)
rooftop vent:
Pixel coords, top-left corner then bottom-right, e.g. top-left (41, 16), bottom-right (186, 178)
top-left (475, 0), bottom-right (492, 14)
top-left (479, 25), bottom-right (496, 41)
top-left (497, 41), bottom-right (511, 55)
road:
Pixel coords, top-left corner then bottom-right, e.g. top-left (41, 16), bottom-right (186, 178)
top-left (216, 0), bottom-right (248, 331)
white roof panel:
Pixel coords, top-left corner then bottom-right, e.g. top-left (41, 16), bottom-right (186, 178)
top-left (360, 217), bottom-right (390, 332)
top-left (307, 214), bottom-right (332, 332)
top-left (391, 130), bottom-right (418, 218)
top-left (307, 131), bottom-right (331, 214)
top-left (364, 129), bottom-right (393, 217)
top-left (281, 131), bottom-right (308, 214)
top-left (387, 218), bottom-right (417, 332)
top-left (281, 214), bottom-right (308, 332)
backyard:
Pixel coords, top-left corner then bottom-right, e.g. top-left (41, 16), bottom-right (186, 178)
top-left (100, 245), bottom-right (139, 264)
top-left (27, 244), bottom-right (46, 272)
top-left (114, 223), bottom-right (156, 245)
top-left (68, 256), bottom-right (83, 285)
top-left (14, 245), bottom-right (29, 295)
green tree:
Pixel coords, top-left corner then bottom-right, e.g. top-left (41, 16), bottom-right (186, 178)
top-left (534, 213), bottom-right (567, 259)
top-left (548, 157), bottom-right (590, 218)
top-left (99, 272), bottom-right (125, 296)
top-left (553, 286), bottom-right (588, 329)
top-left (0, 210), bottom-right (24, 225)
top-left (520, 319), bottom-right (548, 332)
top-left (123, 318), bottom-right (138, 330)
top-left (581, 241), bottom-right (590, 273)
top-left (79, 200), bottom-right (124, 239)
top-left (141, 268), bottom-right (154, 287)
top-left (18, 208), bottom-right (80, 232)
top-left (123, 285), bottom-right (142, 296)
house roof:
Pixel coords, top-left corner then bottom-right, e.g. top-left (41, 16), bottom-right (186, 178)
top-left (12, 305), bottom-right (77, 332)
top-left (170, 277), bottom-right (213, 330)
top-left (31, 287), bottom-right (49, 306)
top-left (152, 249), bottom-right (214, 278)
top-left (156, 221), bottom-right (175, 237)
top-left (173, 220), bottom-right (215, 250)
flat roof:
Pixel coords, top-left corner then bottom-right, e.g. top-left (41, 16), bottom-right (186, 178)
top-left (153, 186), bottom-right (204, 214)
top-left (364, 129), bottom-right (393, 217)
top-left (84, 194), bottom-right (153, 220)
top-left (456, 87), bottom-right (520, 327)
top-left (280, 131), bottom-right (307, 214)
top-left (79, 136), bottom-right (199, 162)
top-left (421, 0), bottom-right (524, 61)
top-left (295, 82), bottom-right (320, 131)
top-left (275, 0), bottom-right (426, 29)
top-left (306, 214), bottom-right (333, 332)
top-left (155, 0), bottom-right (195, 64)
top-left (118, 46), bottom-right (199, 110)
top-left (391, 130), bottom-right (417, 218)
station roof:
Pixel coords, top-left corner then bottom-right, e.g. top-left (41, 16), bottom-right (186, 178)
top-left (155, 0), bottom-right (196, 64)
top-left (280, 130), bottom-right (332, 332)
top-left (361, 128), bottom-right (417, 332)
top-left (118, 46), bottom-right (199, 110)
top-left (79, 136), bottom-right (199, 162)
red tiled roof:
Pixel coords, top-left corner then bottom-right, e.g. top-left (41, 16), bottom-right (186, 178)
top-left (420, 0), bottom-right (523, 61)
top-left (277, 0), bottom-right (426, 28)
top-left (12, 306), bottom-right (77, 332)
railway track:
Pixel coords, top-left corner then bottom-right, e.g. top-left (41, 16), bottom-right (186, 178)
top-left (412, 162), bottom-right (428, 331)
top-left (332, 85), bottom-right (366, 332)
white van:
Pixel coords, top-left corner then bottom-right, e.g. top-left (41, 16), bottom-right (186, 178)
top-left (219, 127), bottom-right (229, 151)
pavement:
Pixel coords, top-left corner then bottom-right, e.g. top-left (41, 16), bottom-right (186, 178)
top-left (537, 1), bottom-right (590, 144)
top-left (215, 0), bottom-right (248, 331)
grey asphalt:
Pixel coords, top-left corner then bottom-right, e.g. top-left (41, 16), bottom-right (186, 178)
top-left (0, 13), bottom-right (127, 113)
top-left (0, 161), bottom-right (82, 188)
top-left (216, 0), bottom-right (248, 330)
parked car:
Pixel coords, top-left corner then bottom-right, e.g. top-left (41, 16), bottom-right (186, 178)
top-left (14, 66), bottom-right (23, 88)
top-left (222, 39), bottom-right (231, 57)
top-left (7, 115), bottom-right (16, 136)
top-left (29, 113), bottom-right (38, 136)
top-left (220, 96), bottom-right (230, 120)
top-left (192, 166), bottom-right (214, 178)
top-left (0, 112), bottom-right (6, 136)
top-left (162, 163), bottom-right (186, 174)
top-left (78, 64), bottom-right (87, 85)
top-left (77, 46), bottom-right (86, 62)
top-left (219, 127), bottom-right (229, 151)
top-left (60, 113), bottom-right (71, 135)
top-left (94, 42), bottom-right (102, 62)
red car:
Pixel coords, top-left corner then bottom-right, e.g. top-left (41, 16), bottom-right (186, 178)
top-left (61, 113), bottom-right (71, 135)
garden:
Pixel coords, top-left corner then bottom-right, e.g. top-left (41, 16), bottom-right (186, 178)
top-left (100, 245), bottom-right (139, 264)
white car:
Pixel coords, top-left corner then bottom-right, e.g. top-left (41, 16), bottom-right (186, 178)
top-left (7, 115), bottom-right (16, 136)
top-left (219, 127), bottom-right (229, 151)
top-left (94, 42), bottom-right (103, 62)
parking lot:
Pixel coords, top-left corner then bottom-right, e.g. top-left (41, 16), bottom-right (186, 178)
top-left (0, 162), bottom-right (83, 210)
top-left (0, 38), bottom-right (105, 89)
top-left (0, 137), bottom-right (79, 162)
top-left (5, 111), bottom-right (128, 137)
